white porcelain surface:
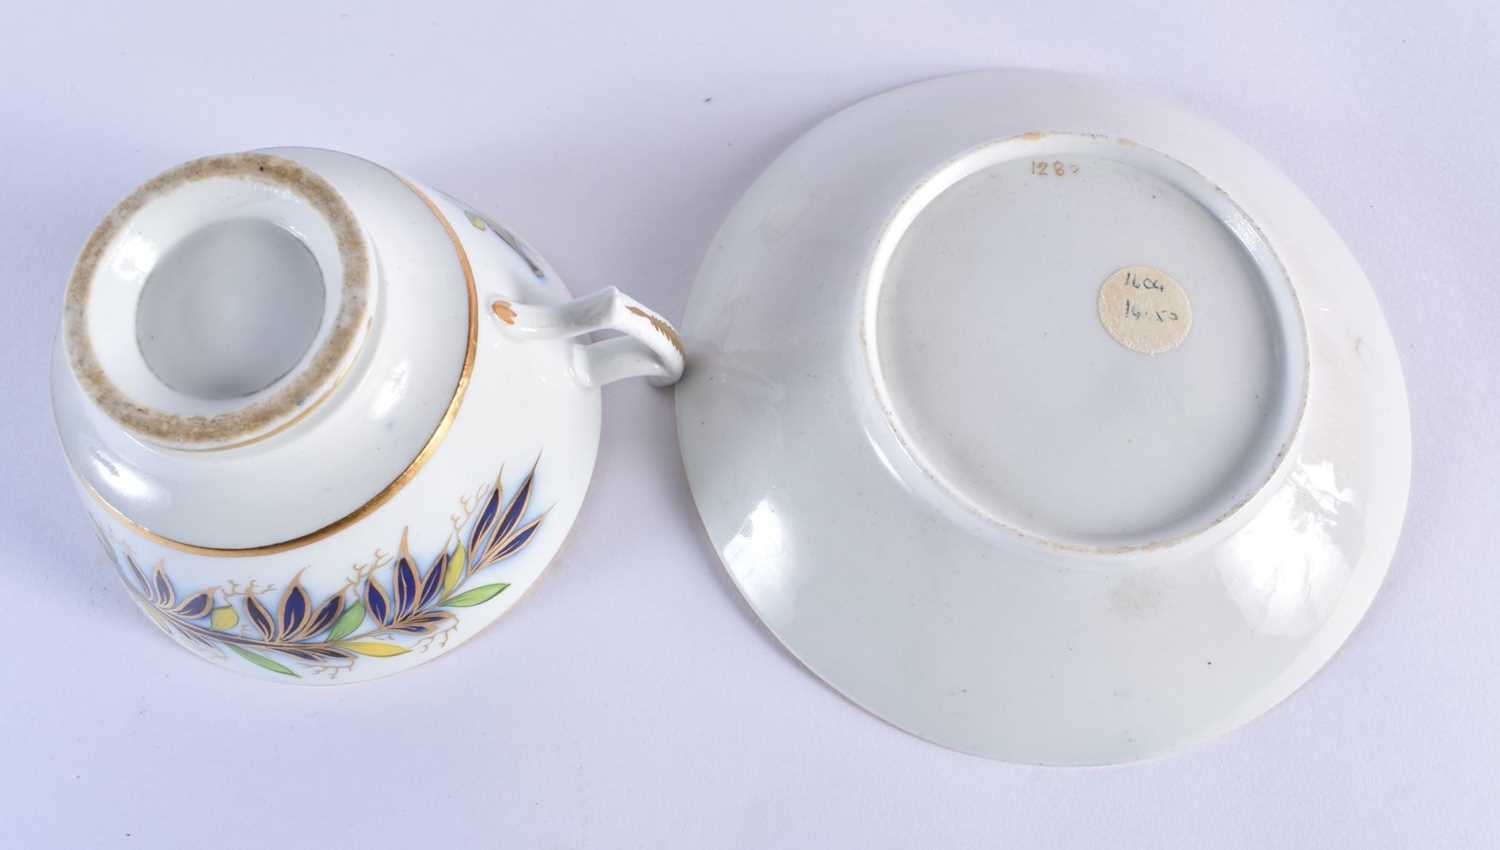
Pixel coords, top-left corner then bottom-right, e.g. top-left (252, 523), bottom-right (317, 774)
top-left (677, 70), bottom-right (1411, 764)
top-left (52, 148), bottom-right (683, 682)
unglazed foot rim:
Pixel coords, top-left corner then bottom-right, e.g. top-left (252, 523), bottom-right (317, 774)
top-left (63, 152), bottom-right (373, 449)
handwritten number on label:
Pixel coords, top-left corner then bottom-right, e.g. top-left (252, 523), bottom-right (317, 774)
top-left (1122, 271), bottom-right (1165, 292)
top-left (1122, 299), bottom-right (1179, 323)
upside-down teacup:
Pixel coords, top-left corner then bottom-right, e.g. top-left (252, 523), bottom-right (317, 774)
top-left (52, 148), bottom-right (684, 683)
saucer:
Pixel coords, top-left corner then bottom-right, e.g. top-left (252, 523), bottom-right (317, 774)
top-left (676, 70), bottom-right (1410, 764)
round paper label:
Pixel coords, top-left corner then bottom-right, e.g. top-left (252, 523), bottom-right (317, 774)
top-left (1097, 265), bottom-right (1193, 354)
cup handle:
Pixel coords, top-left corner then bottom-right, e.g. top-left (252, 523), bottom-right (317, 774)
top-left (489, 288), bottom-right (686, 388)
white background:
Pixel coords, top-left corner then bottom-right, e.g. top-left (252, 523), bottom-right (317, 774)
top-left (2, 2), bottom-right (1496, 847)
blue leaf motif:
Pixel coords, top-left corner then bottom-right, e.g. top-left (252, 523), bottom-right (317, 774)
top-left (108, 461), bottom-right (551, 678)
top-left (468, 483), bottom-right (501, 556)
top-left (152, 564), bottom-right (175, 607)
top-left (277, 581), bottom-right (311, 639)
top-left (244, 594), bottom-right (275, 639)
top-left (393, 554), bottom-right (420, 618)
top-left (391, 611), bottom-right (453, 635)
top-left (492, 468), bottom-right (534, 550)
top-left (282, 645), bottom-right (352, 662)
top-left (495, 517), bottom-right (544, 561)
top-left (173, 590), bottom-right (214, 620)
top-left (418, 552), bottom-right (447, 610)
top-left (364, 576), bottom-right (392, 626)
top-left (300, 593), bottom-right (345, 639)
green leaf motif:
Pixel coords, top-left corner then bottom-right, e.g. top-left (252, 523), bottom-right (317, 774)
top-left (327, 601), bottom-right (366, 641)
top-left (226, 643), bottom-right (298, 677)
top-left (444, 583), bottom-right (509, 608)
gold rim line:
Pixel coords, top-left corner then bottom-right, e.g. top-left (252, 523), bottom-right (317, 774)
top-left (82, 176), bottom-right (481, 557)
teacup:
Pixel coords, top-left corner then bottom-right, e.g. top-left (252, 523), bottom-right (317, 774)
top-left (52, 148), bottom-right (684, 682)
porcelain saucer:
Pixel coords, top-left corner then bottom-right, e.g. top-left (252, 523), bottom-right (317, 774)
top-left (676, 69), bottom-right (1410, 764)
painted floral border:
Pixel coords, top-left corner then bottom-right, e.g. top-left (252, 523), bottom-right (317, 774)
top-left (98, 463), bottom-right (545, 679)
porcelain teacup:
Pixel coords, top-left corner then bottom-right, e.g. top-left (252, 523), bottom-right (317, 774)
top-left (53, 148), bottom-right (683, 682)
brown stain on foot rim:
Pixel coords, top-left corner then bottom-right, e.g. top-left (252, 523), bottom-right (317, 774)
top-left (63, 152), bottom-right (372, 448)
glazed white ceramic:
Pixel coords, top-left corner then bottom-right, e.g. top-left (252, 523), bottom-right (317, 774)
top-left (53, 148), bottom-right (683, 683)
top-left (677, 70), bottom-right (1410, 764)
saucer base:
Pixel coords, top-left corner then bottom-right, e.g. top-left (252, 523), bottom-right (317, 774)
top-left (867, 133), bottom-right (1308, 551)
top-left (678, 70), bottom-right (1410, 764)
